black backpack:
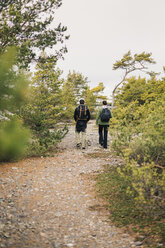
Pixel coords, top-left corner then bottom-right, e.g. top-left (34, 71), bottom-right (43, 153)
top-left (100, 108), bottom-right (111, 122)
top-left (77, 105), bottom-right (88, 120)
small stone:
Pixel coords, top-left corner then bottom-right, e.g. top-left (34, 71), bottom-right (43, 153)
top-left (134, 241), bottom-right (143, 246)
top-left (40, 232), bottom-right (47, 237)
top-left (12, 167), bottom-right (18, 170)
top-left (122, 233), bottom-right (129, 238)
top-left (66, 244), bottom-right (74, 247)
top-left (4, 232), bottom-right (10, 238)
top-left (0, 223), bottom-right (5, 230)
top-left (52, 242), bottom-right (60, 248)
top-left (55, 212), bottom-right (62, 217)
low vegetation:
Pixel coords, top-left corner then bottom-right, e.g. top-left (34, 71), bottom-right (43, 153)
top-left (96, 165), bottom-right (165, 248)
top-left (96, 58), bottom-right (165, 247)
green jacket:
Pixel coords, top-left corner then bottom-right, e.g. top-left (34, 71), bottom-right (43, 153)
top-left (96, 107), bottom-right (112, 125)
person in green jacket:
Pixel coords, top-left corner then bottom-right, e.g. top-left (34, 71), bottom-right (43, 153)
top-left (96, 100), bottom-right (112, 149)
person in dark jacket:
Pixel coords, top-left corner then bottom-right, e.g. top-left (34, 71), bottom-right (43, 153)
top-left (96, 100), bottom-right (112, 149)
top-left (74, 98), bottom-right (90, 149)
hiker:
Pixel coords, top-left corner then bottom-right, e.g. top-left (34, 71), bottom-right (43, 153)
top-left (96, 100), bottom-right (112, 149)
top-left (74, 98), bottom-right (91, 149)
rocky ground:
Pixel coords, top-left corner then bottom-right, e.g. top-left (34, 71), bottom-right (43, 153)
top-left (0, 121), bottom-right (143, 248)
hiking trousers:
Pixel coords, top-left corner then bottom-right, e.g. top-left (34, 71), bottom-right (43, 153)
top-left (99, 125), bottom-right (109, 149)
top-left (76, 130), bottom-right (86, 148)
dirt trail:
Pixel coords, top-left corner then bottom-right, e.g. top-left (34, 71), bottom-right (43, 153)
top-left (0, 121), bottom-right (137, 248)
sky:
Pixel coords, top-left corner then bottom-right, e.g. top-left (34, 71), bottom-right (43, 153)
top-left (55, 0), bottom-right (165, 99)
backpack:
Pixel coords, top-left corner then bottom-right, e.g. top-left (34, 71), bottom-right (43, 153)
top-left (77, 105), bottom-right (88, 120)
top-left (100, 108), bottom-right (111, 122)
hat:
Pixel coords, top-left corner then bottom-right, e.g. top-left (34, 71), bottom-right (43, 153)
top-left (80, 98), bottom-right (85, 104)
top-left (102, 100), bottom-right (107, 105)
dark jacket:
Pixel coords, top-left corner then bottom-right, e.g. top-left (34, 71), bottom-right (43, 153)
top-left (74, 104), bottom-right (90, 132)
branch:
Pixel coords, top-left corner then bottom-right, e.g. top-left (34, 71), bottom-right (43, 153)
top-left (154, 164), bottom-right (165, 170)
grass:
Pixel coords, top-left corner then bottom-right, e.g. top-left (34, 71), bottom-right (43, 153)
top-left (96, 165), bottom-right (165, 248)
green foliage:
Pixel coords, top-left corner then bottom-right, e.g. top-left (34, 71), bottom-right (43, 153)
top-left (0, 48), bottom-right (31, 162)
top-left (66, 70), bottom-right (89, 101)
top-left (110, 73), bottom-right (165, 211)
top-left (28, 125), bottom-right (68, 156)
top-left (113, 51), bottom-right (155, 71)
top-left (61, 80), bottom-right (77, 121)
top-left (0, 118), bottom-right (30, 162)
top-left (97, 166), bottom-right (165, 247)
top-left (118, 160), bottom-right (165, 206)
top-left (0, 0), bottom-right (69, 68)
top-left (112, 51), bottom-right (155, 107)
top-left (0, 47), bottom-right (29, 113)
top-left (85, 82), bottom-right (107, 117)
top-left (111, 76), bottom-right (165, 165)
top-left (22, 57), bottom-right (63, 128)
top-left (21, 57), bottom-right (68, 155)
top-left (61, 72), bottom-right (106, 120)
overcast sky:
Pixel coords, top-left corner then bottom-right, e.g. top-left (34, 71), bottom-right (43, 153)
top-left (55, 0), bottom-right (165, 98)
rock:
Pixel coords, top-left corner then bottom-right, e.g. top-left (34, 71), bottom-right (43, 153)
top-left (55, 212), bottom-right (62, 217)
top-left (52, 242), bottom-right (60, 248)
top-left (66, 244), bottom-right (74, 247)
top-left (40, 232), bottom-right (47, 237)
top-left (3, 232), bottom-right (10, 238)
top-left (122, 233), bottom-right (129, 238)
top-left (0, 223), bottom-right (5, 230)
top-left (134, 241), bottom-right (143, 246)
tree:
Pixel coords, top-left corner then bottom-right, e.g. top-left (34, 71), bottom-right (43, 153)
top-left (61, 80), bottom-right (76, 120)
top-left (67, 71), bottom-right (88, 101)
top-left (22, 54), bottom-right (64, 129)
top-left (112, 51), bottom-right (155, 108)
top-left (21, 56), bottom-right (68, 155)
top-left (90, 82), bottom-right (107, 104)
top-left (0, 47), bottom-right (29, 117)
top-left (0, 47), bottom-right (30, 161)
top-left (83, 82), bottom-right (107, 117)
top-left (0, 0), bottom-right (69, 68)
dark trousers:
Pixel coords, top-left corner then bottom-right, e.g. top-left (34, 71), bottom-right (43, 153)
top-left (99, 125), bottom-right (109, 148)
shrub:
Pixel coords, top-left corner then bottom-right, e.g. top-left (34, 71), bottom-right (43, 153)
top-left (0, 118), bottom-right (30, 162)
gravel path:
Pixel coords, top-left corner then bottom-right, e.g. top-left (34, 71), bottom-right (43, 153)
top-left (0, 121), bottom-right (140, 248)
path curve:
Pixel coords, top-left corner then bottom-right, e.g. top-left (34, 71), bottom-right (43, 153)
top-left (0, 121), bottom-right (138, 248)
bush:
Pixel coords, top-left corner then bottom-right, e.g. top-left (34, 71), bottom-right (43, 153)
top-left (0, 118), bottom-right (30, 162)
top-left (97, 165), bottom-right (165, 247)
top-left (110, 76), bottom-right (165, 214)
top-left (27, 125), bottom-right (68, 156)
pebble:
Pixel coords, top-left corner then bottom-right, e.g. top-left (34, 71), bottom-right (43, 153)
top-left (66, 244), bottom-right (74, 247)
top-left (52, 242), bottom-right (60, 248)
top-left (134, 241), bottom-right (143, 246)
